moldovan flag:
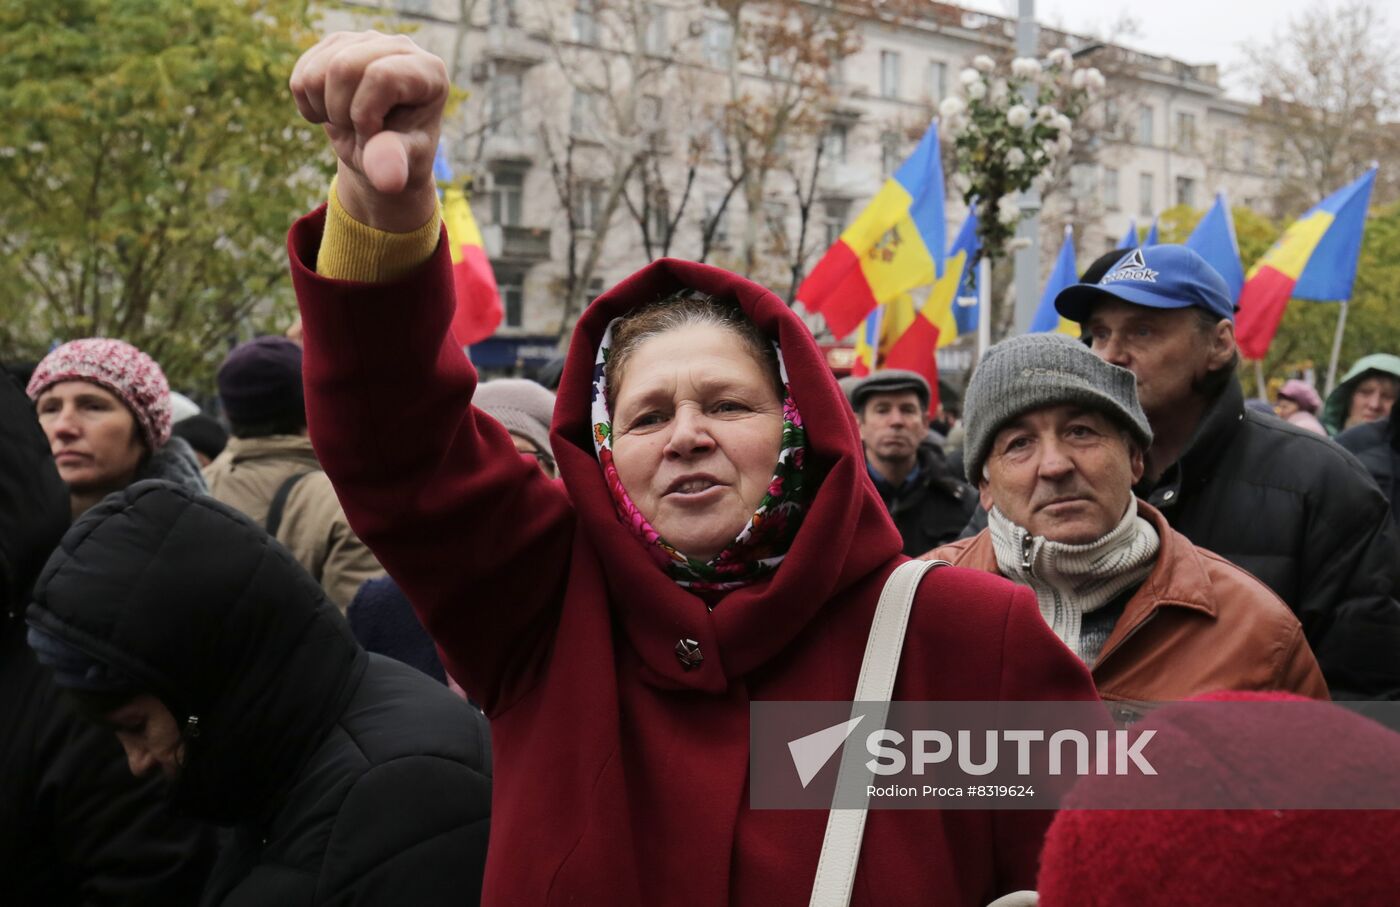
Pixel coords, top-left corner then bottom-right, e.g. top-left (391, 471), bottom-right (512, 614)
top-left (797, 122), bottom-right (946, 339)
top-left (850, 305), bottom-right (884, 377)
top-left (442, 186), bottom-right (504, 347)
top-left (1185, 193), bottom-right (1245, 303)
top-left (1030, 226), bottom-right (1080, 336)
top-left (873, 218), bottom-right (980, 413)
top-left (1235, 167), bottom-right (1376, 359)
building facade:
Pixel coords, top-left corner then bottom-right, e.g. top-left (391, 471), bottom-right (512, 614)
top-left (322, 0), bottom-right (1276, 368)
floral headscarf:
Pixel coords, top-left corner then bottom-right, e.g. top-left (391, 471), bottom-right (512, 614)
top-left (590, 317), bottom-right (811, 591)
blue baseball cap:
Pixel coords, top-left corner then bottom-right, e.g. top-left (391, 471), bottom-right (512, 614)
top-left (1055, 244), bottom-right (1235, 324)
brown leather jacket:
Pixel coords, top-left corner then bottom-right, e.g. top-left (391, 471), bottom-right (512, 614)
top-left (923, 502), bottom-right (1330, 703)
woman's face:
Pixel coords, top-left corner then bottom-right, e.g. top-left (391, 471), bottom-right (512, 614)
top-left (610, 323), bottom-right (784, 562)
top-left (104, 694), bottom-right (185, 779)
top-left (35, 380), bottom-right (146, 494)
top-left (1347, 375), bottom-right (1399, 429)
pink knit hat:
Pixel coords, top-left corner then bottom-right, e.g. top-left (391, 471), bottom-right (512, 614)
top-left (27, 339), bottom-right (173, 450)
top-left (1278, 378), bottom-right (1323, 413)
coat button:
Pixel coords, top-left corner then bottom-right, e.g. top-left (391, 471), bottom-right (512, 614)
top-left (1163, 491), bottom-right (1175, 501)
top-left (674, 638), bottom-right (703, 671)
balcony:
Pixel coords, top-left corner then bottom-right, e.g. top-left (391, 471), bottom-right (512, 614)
top-left (482, 224), bottom-right (552, 263)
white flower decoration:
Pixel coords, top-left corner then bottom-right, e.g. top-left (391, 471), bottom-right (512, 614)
top-left (1085, 68), bottom-right (1106, 92)
top-left (1036, 104), bottom-right (1058, 124)
top-left (939, 96), bottom-right (967, 119)
top-left (1011, 57), bottom-right (1042, 78)
top-left (973, 54), bottom-right (997, 72)
top-left (959, 67), bottom-right (982, 86)
top-left (1006, 147), bottom-right (1027, 168)
top-left (1006, 104), bottom-right (1032, 127)
top-left (966, 79), bottom-right (987, 100)
top-left (989, 79), bottom-right (1010, 105)
top-left (1047, 48), bottom-right (1073, 69)
top-left (1071, 69), bottom-right (1088, 89)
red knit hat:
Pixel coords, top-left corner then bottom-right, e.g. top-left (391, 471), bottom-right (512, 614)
top-left (1037, 691), bottom-right (1400, 906)
top-left (27, 339), bottom-right (173, 450)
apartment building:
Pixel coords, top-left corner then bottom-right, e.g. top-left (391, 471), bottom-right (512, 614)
top-left (321, 0), bottom-right (1276, 371)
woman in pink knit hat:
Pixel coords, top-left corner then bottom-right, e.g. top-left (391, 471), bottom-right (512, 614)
top-left (1274, 378), bottom-right (1328, 436)
top-left (27, 338), bottom-right (205, 518)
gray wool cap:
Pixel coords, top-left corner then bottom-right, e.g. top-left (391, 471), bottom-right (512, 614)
top-left (962, 333), bottom-right (1153, 483)
top-left (848, 369), bottom-right (931, 412)
top-left (475, 378), bottom-right (556, 459)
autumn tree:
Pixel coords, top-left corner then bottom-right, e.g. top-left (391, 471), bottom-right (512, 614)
top-left (1242, 0), bottom-right (1400, 217)
top-left (0, 0), bottom-right (328, 389)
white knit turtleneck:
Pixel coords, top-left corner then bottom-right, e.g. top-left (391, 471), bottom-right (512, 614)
top-left (988, 498), bottom-right (1160, 667)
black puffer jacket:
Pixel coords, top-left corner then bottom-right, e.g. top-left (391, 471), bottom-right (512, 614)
top-left (1337, 417), bottom-right (1400, 531)
top-left (1136, 377), bottom-right (1400, 700)
top-left (0, 378), bottom-right (213, 905)
top-left (875, 441), bottom-right (978, 556)
top-left (28, 481), bottom-right (492, 906)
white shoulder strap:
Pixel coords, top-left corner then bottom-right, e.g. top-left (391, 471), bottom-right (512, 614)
top-left (808, 558), bottom-right (949, 907)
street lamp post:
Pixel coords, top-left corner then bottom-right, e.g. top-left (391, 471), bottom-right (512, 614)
top-left (1011, 0), bottom-right (1040, 337)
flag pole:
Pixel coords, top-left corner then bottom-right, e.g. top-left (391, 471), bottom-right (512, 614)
top-left (977, 254), bottom-right (992, 360)
top-left (1254, 360), bottom-right (1267, 401)
top-left (1325, 300), bottom-right (1350, 395)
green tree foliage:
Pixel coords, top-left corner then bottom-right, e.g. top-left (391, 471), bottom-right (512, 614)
top-left (1157, 201), bottom-right (1400, 395)
top-left (0, 0), bottom-right (329, 389)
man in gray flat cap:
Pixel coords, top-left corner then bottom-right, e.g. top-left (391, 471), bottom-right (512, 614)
top-left (847, 369), bottom-right (975, 555)
top-left (923, 334), bottom-right (1325, 703)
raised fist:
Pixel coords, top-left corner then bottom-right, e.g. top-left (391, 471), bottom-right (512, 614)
top-left (290, 31), bottom-right (448, 231)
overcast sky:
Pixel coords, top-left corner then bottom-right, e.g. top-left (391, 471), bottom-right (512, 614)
top-left (955, 0), bottom-right (1398, 100)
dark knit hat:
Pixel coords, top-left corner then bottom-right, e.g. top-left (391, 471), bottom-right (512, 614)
top-left (27, 338), bottom-right (173, 450)
top-left (962, 333), bottom-right (1152, 483)
top-left (171, 414), bottom-right (229, 462)
top-left (1037, 691), bottom-right (1400, 906)
top-left (475, 378), bottom-right (556, 458)
top-left (217, 337), bottom-right (304, 425)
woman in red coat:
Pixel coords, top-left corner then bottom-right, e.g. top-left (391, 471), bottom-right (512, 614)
top-left (288, 31), bottom-right (1099, 906)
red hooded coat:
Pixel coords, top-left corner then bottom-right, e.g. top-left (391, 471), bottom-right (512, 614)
top-left (289, 207), bottom-right (1099, 906)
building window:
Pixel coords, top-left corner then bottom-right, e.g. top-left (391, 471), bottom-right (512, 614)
top-left (1137, 106), bottom-right (1154, 146)
top-left (571, 88), bottom-right (602, 137)
top-left (703, 196), bottom-right (729, 245)
top-left (491, 170), bottom-right (524, 226)
top-left (880, 50), bottom-right (901, 99)
top-left (572, 181), bottom-right (605, 231)
top-left (1070, 163), bottom-right (1095, 199)
top-left (1175, 176), bottom-right (1197, 208)
top-left (1102, 167), bottom-right (1120, 210)
top-left (639, 95), bottom-right (662, 131)
top-left (489, 69), bottom-right (523, 137)
top-left (823, 123), bottom-right (848, 165)
top-left (1213, 130), bottom-right (1228, 167)
top-left (644, 4), bottom-right (668, 55)
top-left (1243, 138), bottom-right (1255, 170)
top-left (573, 0), bottom-right (598, 44)
top-left (1138, 172), bottom-right (1154, 218)
top-left (764, 200), bottom-right (789, 253)
top-left (1175, 111), bottom-right (1196, 150)
top-left (880, 131), bottom-right (901, 177)
top-left (488, 0), bottom-right (516, 26)
top-left (647, 189), bottom-right (671, 242)
top-left (927, 60), bottom-right (947, 101)
top-left (498, 269), bottom-right (524, 327)
top-left (823, 199), bottom-right (850, 248)
top-left (703, 18), bottom-right (733, 68)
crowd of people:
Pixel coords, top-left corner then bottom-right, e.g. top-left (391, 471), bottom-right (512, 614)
top-left (5, 29), bottom-right (1400, 907)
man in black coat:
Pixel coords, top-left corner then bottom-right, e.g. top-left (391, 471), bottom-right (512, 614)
top-left (0, 375), bottom-right (213, 905)
top-left (848, 370), bottom-right (977, 555)
top-left (27, 480), bottom-right (492, 906)
top-left (1055, 244), bottom-right (1400, 699)
top-left (1338, 415), bottom-right (1400, 532)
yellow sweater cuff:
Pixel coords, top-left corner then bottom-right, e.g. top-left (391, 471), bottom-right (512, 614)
top-left (315, 176), bottom-right (443, 283)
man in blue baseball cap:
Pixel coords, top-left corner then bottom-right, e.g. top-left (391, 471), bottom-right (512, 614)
top-left (1053, 245), bottom-right (1400, 700)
